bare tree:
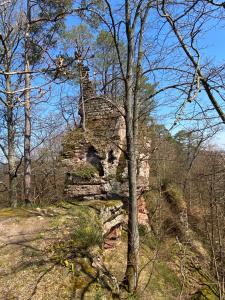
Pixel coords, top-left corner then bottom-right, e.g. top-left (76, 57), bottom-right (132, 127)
top-left (23, 0), bottom-right (32, 204)
top-left (81, 0), bottom-right (152, 292)
top-left (0, 0), bottom-right (82, 205)
top-left (0, 0), bottom-right (24, 206)
top-left (157, 0), bottom-right (225, 124)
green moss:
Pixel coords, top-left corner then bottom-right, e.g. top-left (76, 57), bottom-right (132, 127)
top-left (193, 286), bottom-right (219, 300)
top-left (78, 199), bottom-right (123, 209)
top-left (148, 261), bottom-right (181, 299)
top-left (56, 200), bottom-right (75, 209)
top-left (141, 232), bottom-right (161, 250)
top-left (190, 267), bottom-right (220, 300)
top-left (0, 208), bottom-right (33, 218)
top-left (163, 183), bottom-right (186, 212)
top-left (71, 207), bottom-right (103, 249)
top-left (71, 163), bottom-right (98, 180)
top-left (138, 224), bottom-right (149, 237)
top-left (62, 128), bottom-right (85, 155)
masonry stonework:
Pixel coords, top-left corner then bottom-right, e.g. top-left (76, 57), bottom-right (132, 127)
top-left (62, 63), bottom-right (150, 230)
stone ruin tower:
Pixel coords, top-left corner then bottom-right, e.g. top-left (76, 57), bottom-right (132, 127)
top-left (62, 62), bottom-right (151, 207)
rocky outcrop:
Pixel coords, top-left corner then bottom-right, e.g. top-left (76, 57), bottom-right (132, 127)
top-left (96, 200), bottom-right (126, 249)
top-left (62, 63), bottom-right (150, 232)
top-left (62, 62), bottom-right (150, 227)
top-left (137, 196), bottom-right (149, 226)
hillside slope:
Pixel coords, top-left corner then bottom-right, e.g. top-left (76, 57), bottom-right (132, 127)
top-left (0, 186), bottom-right (220, 300)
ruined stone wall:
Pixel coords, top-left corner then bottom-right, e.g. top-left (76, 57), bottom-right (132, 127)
top-left (85, 97), bottom-right (117, 120)
top-left (83, 96), bottom-right (125, 156)
top-left (62, 63), bottom-right (150, 202)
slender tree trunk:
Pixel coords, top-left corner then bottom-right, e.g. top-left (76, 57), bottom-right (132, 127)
top-left (6, 73), bottom-right (17, 206)
top-left (78, 63), bottom-right (86, 131)
top-left (125, 116), bottom-right (139, 292)
top-left (24, 0), bottom-right (32, 204)
top-left (124, 0), bottom-right (139, 292)
top-left (24, 58), bottom-right (32, 204)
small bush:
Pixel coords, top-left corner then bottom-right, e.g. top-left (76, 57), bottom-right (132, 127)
top-left (62, 128), bottom-right (85, 154)
top-left (72, 224), bottom-right (103, 249)
top-left (72, 163), bottom-right (97, 180)
top-left (72, 208), bottom-right (103, 249)
top-left (138, 224), bottom-right (149, 237)
top-left (51, 206), bottom-right (103, 266)
top-left (162, 217), bottom-right (183, 239)
top-left (162, 183), bottom-right (186, 212)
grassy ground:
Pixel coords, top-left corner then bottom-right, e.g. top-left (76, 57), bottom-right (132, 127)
top-left (0, 199), bottom-right (220, 300)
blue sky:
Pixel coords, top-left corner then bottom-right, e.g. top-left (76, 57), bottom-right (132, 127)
top-left (202, 24), bottom-right (225, 64)
top-left (154, 12), bottom-right (225, 148)
top-left (62, 5), bottom-right (225, 149)
top-left (197, 23), bottom-right (225, 148)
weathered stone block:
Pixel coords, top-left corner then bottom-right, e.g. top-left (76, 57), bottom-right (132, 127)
top-left (65, 184), bottom-right (105, 198)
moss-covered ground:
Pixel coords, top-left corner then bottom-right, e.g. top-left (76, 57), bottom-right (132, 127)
top-left (0, 199), bottom-right (220, 300)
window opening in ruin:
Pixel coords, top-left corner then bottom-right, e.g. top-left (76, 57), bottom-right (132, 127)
top-left (108, 149), bottom-right (116, 164)
top-left (87, 146), bottom-right (104, 176)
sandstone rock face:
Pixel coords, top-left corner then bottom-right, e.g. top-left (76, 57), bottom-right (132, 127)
top-left (97, 200), bottom-right (126, 249)
top-left (65, 183), bottom-right (105, 199)
top-left (137, 196), bottom-right (149, 226)
top-left (62, 62), bottom-right (150, 226)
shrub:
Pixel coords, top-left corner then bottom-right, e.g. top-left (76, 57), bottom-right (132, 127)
top-left (138, 224), bottom-right (149, 237)
top-left (72, 223), bottom-right (103, 249)
top-left (72, 208), bottom-right (103, 249)
top-left (72, 163), bottom-right (98, 180)
top-left (51, 205), bottom-right (103, 266)
top-left (62, 128), bottom-right (85, 155)
top-left (162, 182), bottom-right (186, 212)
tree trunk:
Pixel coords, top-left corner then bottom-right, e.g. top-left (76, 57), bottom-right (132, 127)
top-left (78, 62), bottom-right (86, 131)
top-left (124, 71), bottom-right (139, 292)
top-left (24, 0), bottom-right (32, 205)
top-left (6, 74), bottom-right (17, 207)
top-left (24, 73), bottom-right (31, 204)
top-left (124, 1), bottom-right (139, 289)
top-left (125, 120), bottom-right (139, 292)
